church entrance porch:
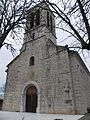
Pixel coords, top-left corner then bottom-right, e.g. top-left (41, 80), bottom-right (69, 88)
top-left (20, 81), bottom-right (40, 113)
top-left (26, 86), bottom-right (38, 113)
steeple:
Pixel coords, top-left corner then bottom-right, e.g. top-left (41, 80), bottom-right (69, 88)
top-left (24, 1), bottom-right (56, 44)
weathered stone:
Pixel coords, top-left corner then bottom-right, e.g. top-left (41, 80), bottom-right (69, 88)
top-left (2, 2), bottom-right (90, 115)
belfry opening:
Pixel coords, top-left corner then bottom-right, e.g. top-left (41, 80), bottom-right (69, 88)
top-left (26, 86), bottom-right (38, 113)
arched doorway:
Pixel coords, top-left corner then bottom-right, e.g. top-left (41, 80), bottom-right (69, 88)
top-left (26, 86), bottom-right (38, 112)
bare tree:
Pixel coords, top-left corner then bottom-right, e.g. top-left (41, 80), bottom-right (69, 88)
top-left (0, 0), bottom-right (90, 51)
top-left (45, 0), bottom-right (90, 51)
top-left (0, 0), bottom-right (37, 50)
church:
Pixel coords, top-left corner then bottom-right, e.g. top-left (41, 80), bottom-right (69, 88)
top-left (2, 1), bottom-right (90, 115)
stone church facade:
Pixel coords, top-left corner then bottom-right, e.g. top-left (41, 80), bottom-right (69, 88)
top-left (2, 2), bottom-right (90, 114)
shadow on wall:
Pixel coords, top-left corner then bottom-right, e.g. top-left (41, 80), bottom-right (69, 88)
top-left (0, 95), bottom-right (3, 110)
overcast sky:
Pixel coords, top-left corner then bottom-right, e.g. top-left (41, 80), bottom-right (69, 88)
top-left (0, 46), bottom-right (21, 88)
top-left (0, 47), bottom-right (13, 87)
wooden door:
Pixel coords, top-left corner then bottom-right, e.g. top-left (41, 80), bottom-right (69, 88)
top-left (26, 86), bottom-right (37, 112)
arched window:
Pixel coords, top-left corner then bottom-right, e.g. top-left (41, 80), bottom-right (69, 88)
top-left (47, 11), bottom-right (50, 27)
top-left (30, 12), bottom-right (34, 29)
top-left (35, 9), bottom-right (40, 26)
top-left (30, 9), bottom-right (40, 29)
top-left (50, 15), bottom-right (53, 31)
top-left (30, 56), bottom-right (34, 66)
top-left (47, 11), bottom-right (53, 31)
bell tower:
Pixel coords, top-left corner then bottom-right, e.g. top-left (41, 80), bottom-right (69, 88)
top-left (24, 1), bottom-right (56, 44)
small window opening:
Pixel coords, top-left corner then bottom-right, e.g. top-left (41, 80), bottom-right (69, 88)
top-left (50, 15), bottom-right (53, 31)
top-left (32, 33), bottom-right (35, 39)
top-left (33, 33), bottom-right (35, 39)
top-left (30, 33), bottom-right (35, 39)
top-left (30, 56), bottom-right (34, 66)
top-left (47, 11), bottom-right (50, 27)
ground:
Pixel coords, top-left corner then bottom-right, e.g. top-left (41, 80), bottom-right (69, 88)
top-left (0, 111), bottom-right (83, 120)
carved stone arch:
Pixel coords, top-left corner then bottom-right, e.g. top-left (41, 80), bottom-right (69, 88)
top-left (20, 81), bottom-right (40, 113)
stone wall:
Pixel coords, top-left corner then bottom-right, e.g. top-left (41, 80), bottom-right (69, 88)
top-left (2, 2), bottom-right (90, 115)
top-left (3, 36), bottom-right (90, 114)
top-left (69, 51), bottom-right (90, 114)
top-left (3, 35), bottom-right (74, 114)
